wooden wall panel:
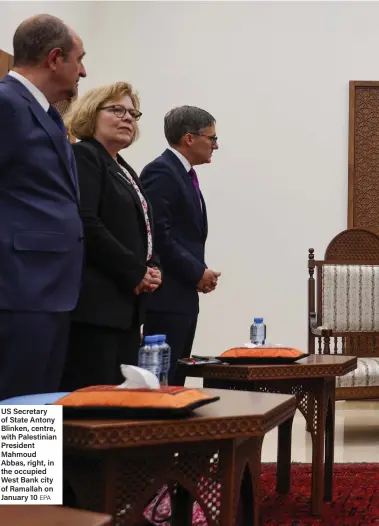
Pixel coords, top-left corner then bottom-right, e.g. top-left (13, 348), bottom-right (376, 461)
top-left (0, 49), bottom-right (13, 80)
top-left (348, 81), bottom-right (379, 234)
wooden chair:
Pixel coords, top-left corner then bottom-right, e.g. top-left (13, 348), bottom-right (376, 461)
top-left (308, 228), bottom-right (379, 400)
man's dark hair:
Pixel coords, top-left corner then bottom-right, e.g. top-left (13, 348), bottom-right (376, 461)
top-left (164, 105), bottom-right (215, 145)
top-left (13, 14), bottom-right (73, 67)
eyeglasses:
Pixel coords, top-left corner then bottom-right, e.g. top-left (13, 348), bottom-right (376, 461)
top-left (189, 132), bottom-right (218, 145)
top-left (100, 105), bottom-right (142, 121)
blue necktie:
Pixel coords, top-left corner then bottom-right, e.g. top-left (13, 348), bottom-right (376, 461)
top-left (48, 105), bottom-right (77, 179)
top-left (48, 105), bottom-right (66, 133)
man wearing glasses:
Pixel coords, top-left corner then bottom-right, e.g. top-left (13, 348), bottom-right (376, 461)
top-left (140, 105), bottom-right (221, 386)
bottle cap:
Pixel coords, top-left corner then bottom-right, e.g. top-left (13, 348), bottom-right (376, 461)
top-left (144, 335), bottom-right (159, 344)
top-left (155, 334), bottom-right (167, 342)
top-left (254, 318), bottom-right (264, 324)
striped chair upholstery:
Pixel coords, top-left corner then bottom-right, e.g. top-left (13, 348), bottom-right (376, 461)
top-left (336, 357), bottom-right (379, 388)
top-left (320, 265), bottom-right (379, 389)
top-left (322, 265), bottom-right (379, 332)
top-left (309, 228), bottom-right (379, 399)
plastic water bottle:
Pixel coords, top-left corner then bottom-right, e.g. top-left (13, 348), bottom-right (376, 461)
top-left (156, 334), bottom-right (171, 386)
top-left (138, 335), bottom-right (161, 380)
top-left (250, 318), bottom-right (266, 345)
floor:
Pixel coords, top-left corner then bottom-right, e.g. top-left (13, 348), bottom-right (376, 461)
top-left (261, 400), bottom-right (379, 463)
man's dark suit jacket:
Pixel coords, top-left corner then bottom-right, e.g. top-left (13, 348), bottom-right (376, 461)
top-left (0, 75), bottom-right (83, 312)
top-left (71, 137), bottom-right (160, 330)
top-left (140, 149), bottom-right (207, 316)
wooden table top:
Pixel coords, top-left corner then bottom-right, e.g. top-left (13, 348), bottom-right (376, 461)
top-left (63, 389), bottom-right (296, 450)
top-left (0, 506), bottom-right (112, 526)
top-left (184, 354), bottom-right (358, 381)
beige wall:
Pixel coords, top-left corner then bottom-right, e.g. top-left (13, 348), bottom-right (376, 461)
top-left (3, 2), bottom-right (379, 356)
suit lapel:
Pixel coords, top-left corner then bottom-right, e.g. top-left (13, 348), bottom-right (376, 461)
top-left (200, 192), bottom-right (208, 240)
top-left (30, 102), bottom-right (74, 183)
top-left (70, 152), bottom-right (81, 202)
top-left (3, 75), bottom-right (78, 197)
top-left (163, 149), bottom-right (205, 237)
top-left (81, 137), bottom-right (146, 220)
top-left (108, 156), bottom-right (146, 223)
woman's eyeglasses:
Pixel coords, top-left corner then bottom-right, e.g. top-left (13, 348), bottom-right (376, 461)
top-left (100, 105), bottom-right (142, 121)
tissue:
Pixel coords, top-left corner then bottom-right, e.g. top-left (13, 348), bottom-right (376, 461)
top-left (117, 364), bottom-right (160, 390)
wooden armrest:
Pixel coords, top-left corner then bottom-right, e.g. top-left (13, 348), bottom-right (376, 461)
top-left (309, 312), bottom-right (333, 337)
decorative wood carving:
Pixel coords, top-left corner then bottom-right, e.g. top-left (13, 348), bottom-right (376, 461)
top-left (63, 390), bottom-right (297, 525)
top-left (348, 81), bottom-right (379, 234)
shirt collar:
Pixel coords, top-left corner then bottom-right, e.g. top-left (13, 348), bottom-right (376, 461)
top-left (8, 71), bottom-right (49, 112)
top-left (167, 146), bottom-right (192, 173)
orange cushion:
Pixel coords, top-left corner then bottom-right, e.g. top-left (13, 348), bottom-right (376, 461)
top-left (220, 347), bottom-right (305, 359)
top-left (53, 385), bottom-right (218, 410)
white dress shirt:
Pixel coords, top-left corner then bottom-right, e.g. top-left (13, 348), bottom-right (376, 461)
top-left (8, 70), bottom-right (49, 112)
top-left (168, 146), bottom-right (191, 173)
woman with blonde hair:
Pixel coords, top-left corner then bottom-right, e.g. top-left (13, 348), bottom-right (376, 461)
top-left (60, 82), bottom-right (162, 390)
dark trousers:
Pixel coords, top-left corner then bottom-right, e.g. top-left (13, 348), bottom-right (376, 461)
top-left (143, 312), bottom-right (198, 386)
top-left (60, 322), bottom-right (141, 391)
top-left (0, 311), bottom-right (70, 401)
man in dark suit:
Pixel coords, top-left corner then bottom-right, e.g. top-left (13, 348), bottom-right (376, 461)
top-left (140, 106), bottom-right (221, 385)
top-left (0, 14), bottom-right (86, 399)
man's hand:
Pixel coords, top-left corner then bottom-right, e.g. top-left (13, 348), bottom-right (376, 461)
top-left (134, 267), bottom-right (162, 295)
top-left (197, 269), bottom-right (221, 294)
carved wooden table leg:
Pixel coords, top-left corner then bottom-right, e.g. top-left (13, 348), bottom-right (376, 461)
top-left (307, 378), bottom-right (327, 515)
top-left (255, 377), bottom-right (334, 515)
top-left (306, 396), bottom-right (314, 433)
top-left (64, 440), bottom-right (240, 526)
top-left (324, 378), bottom-right (336, 502)
top-left (171, 486), bottom-right (193, 526)
top-left (202, 376), bottom-right (336, 516)
top-left (254, 378), bottom-right (335, 515)
top-left (276, 414), bottom-right (294, 494)
top-left (235, 436), bottom-right (264, 526)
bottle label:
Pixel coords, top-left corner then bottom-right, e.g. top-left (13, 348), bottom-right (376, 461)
top-left (250, 324), bottom-right (266, 344)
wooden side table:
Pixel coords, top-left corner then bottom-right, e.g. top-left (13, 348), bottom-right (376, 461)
top-left (184, 354), bottom-right (357, 515)
top-left (63, 389), bottom-right (296, 526)
top-left (0, 506), bottom-right (112, 526)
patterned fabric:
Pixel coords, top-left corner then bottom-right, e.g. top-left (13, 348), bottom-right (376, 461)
top-left (117, 163), bottom-right (153, 261)
top-left (336, 357), bottom-right (379, 387)
top-left (322, 265), bottom-right (379, 331)
top-left (145, 486), bottom-right (205, 526)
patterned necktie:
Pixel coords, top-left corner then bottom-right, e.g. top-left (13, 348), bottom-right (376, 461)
top-left (189, 168), bottom-right (202, 210)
